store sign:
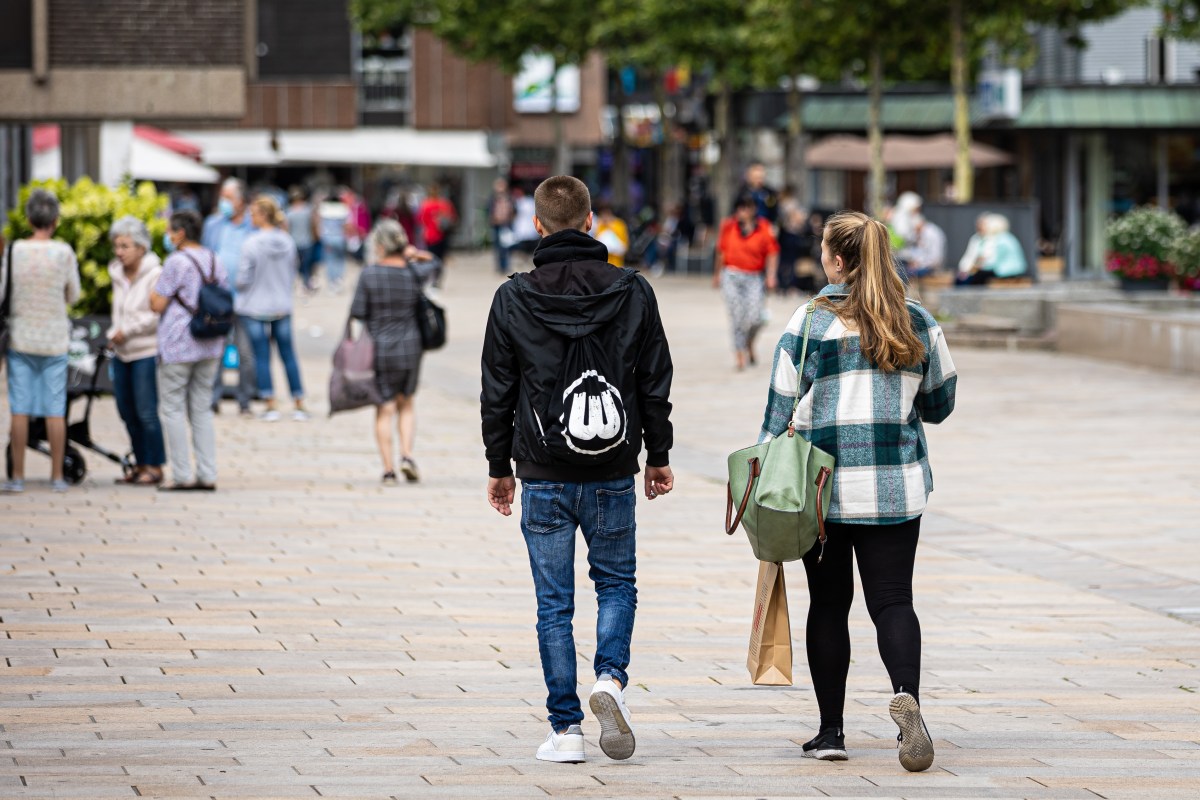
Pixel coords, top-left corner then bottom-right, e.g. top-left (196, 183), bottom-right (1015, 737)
top-left (978, 68), bottom-right (1022, 121)
top-left (514, 54), bottom-right (581, 114)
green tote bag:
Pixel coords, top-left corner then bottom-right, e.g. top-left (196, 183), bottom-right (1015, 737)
top-left (725, 302), bottom-right (835, 563)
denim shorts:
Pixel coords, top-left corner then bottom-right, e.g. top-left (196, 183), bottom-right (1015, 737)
top-left (6, 350), bottom-right (69, 418)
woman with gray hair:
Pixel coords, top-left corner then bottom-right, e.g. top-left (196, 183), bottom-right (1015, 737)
top-left (1, 188), bottom-right (81, 493)
top-left (107, 215), bottom-right (165, 485)
top-left (349, 219), bottom-right (440, 484)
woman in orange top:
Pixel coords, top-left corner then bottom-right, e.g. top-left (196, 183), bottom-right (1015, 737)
top-left (714, 194), bottom-right (779, 370)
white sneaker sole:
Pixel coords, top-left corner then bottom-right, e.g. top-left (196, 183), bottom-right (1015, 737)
top-left (535, 749), bottom-right (586, 764)
top-left (589, 691), bottom-right (635, 760)
top-left (801, 747), bottom-right (848, 761)
top-left (890, 693), bottom-right (934, 772)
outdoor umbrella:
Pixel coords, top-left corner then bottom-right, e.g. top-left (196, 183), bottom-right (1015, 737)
top-left (805, 134), bottom-right (1013, 171)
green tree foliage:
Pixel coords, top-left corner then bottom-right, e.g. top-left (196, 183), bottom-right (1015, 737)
top-left (4, 178), bottom-right (169, 317)
top-left (1163, 1), bottom-right (1200, 39)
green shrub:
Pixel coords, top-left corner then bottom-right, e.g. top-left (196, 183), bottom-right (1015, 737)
top-left (4, 178), bottom-right (169, 316)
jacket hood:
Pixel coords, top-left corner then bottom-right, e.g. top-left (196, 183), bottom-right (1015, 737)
top-left (515, 230), bottom-right (636, 338)
top-left (108, 251), bottom-right (162, 283)
top-left (250, 227), bottom-right (295, 254)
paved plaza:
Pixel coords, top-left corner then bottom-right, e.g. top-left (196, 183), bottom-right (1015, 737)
top-left (2, 252), bottom-right (1199, 799)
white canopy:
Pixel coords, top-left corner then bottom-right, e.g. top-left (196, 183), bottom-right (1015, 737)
top-left (279, 128), bottom-right (496, 168)
top-left (129, 137), bottom-right (220, 183)
top-left (173, 130), bottom-right (281, 167)
top-left (175, 127), bottom-right (497, 169)
top-left (31, 137), bottom-right (220, 183)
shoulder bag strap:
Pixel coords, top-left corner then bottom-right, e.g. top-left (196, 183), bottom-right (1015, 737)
top-left (170, 250), bottom-right (209, 315)
top-left (787, 301), bottom-right (816, 436)
top-left (1, 240), bottom-right (14, 317)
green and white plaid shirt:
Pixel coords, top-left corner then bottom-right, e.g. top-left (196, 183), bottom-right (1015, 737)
top-left (758, 284), bottom-right (957, 525)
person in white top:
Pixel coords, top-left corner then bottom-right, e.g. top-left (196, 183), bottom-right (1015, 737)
top-left (2, 189), bottom-right (81, 493)
top-left (106, 216), bottom-right (165, 486)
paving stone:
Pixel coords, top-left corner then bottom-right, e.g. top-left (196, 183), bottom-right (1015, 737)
top-left (1, 252), bottom-right (1198, 798)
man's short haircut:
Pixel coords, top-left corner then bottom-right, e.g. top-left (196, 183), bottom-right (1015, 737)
top-left (534, 176), bottom-right (591, 234)
top-left (25, 189), bottom-right (60, 230)
top-left (169, 210), bottom-right (203, 243)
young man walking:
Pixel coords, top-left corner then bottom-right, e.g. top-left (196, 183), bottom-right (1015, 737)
top-left (481, 176), bottom-right (675, 764)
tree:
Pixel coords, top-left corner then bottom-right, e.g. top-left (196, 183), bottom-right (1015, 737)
top-left (352, 0), bottom-right (595, 175)
top-left (593, 0), bottom-right (759, 220)
top-left (746, 0), bottom-right (842, 205)
top-left (814, 0), bottom-right (948, 215)
top-left (942, 0), bottom-right (1136, 203)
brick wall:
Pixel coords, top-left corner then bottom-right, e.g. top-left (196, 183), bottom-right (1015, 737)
top-left (48, 0), bottom-right (244, 67)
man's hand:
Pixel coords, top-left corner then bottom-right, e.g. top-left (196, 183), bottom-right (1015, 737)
top-left (488, 476), bottom-right (516, 516)
top-left (644, 466), bottom-right (674, 500)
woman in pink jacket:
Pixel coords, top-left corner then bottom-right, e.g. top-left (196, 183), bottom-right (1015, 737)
top-left (106, 216), bottom-right (165, 485)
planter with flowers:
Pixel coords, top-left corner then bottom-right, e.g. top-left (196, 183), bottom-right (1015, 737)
top-left (1105, 206), bottom-right (1186, 292)
top-left (1167, 227), bottom-right (1200, 293)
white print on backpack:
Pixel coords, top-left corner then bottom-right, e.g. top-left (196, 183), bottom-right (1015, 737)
top-left (560, 370), bottom-right (627, 456)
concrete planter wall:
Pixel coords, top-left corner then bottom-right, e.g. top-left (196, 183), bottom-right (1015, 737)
top-left (1058, 303), bottom-right (1200, 375)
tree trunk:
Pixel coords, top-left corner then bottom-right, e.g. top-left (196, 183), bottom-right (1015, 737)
top-left (551, 59), bottom-right (570, 175)
top-left (654, 72), bottom-right (671, 214)
top-left (612, 72), bottom-right (630, 212)
top-left (950, 0), bottom-right (973, 203)
top-left (714, 79), bottom-right (733, 222)
top-left (867, 46), bottom-right (885, 216)
top-left (785, 77), bottom-right (808, 205)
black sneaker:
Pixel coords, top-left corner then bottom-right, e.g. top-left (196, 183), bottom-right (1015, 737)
top-left (890, 692), bottom-right (934, 772)
top-left (801, 727), bottom-right (847, 761)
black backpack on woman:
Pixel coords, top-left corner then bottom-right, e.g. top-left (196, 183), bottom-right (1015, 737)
top-left (176, 250), bottom-right (234, 339)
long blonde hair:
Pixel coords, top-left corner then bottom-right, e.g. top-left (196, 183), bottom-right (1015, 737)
top-left (818, 211), bottom-right (925, 372)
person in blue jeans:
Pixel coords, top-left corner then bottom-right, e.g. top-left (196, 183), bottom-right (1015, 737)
top-left (481, 175), bottom-right (675, 765)
top-left (106, 216), bottom-right (166, 485)
top-left (236, 196), bottom-right (308, 422)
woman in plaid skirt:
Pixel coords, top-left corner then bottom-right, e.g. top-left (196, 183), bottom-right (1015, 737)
top-left (350, 220), bottom-right (440, 484)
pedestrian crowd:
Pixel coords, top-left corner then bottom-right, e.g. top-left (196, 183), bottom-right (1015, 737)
top-left (1, 177), bottom-right (454, 492)
top-left (4, 170), bottom-right (960, 776)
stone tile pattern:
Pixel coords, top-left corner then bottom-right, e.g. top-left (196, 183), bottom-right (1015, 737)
top-left (2, 253), bottom-right (1198, 799)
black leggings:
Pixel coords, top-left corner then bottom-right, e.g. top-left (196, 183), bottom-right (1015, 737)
top-left (802, 517), bottom-right (922, 730)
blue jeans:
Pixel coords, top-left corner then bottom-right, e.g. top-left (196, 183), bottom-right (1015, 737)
top-left (297, 245), bottom-right (317, 288)
top-left (492, 225), bottom-right (511, 273)
top-left (520, 476), bottom-right (638, 731)
top-left (323, 242), bottom-right (346, 286)
top-left (111, 356), bottom-right (165, 467)
top-left (241, 315), bottom-right (304, 400)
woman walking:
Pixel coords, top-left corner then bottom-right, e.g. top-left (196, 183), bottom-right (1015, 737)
top-left (106, 216), bottom-right (165, 485)
top-left (149, 210), bottom-right (227, 491)
top-left (757, 211), bottom-right (957, 771)
top-left (237, 196), bottom-right (308, 422)
top-left (1, 189), bottom-right (81, 493)
top-left (714, 193), bottom-right (778, 370)
top-left (349, 220), bottom-right (439, 484)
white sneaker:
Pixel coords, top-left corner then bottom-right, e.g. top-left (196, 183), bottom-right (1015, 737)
top-left (292, 408), bottom-right (310, 422)
top-left (259, 409), bottom-right (282, 423)
top-left (535, 724), bottom-right (585, 763)
top-left (589, 676), bottom-right (635, 760)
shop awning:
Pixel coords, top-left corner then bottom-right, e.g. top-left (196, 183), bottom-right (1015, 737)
top-left (30, 124), bottom-right (219, 183)
top-left (1015, 87), bottom-right (1200, 128)
top-left (789, 95), bottom-right (983, 132)
top-left (782, 87), bottom-right (1200, 132)
top-left (806, 133), bottom-right (1013, 171)
top-left (172, 130), bottom-right (281, 166)
top-left (278, 128), bottom-right (496, 168)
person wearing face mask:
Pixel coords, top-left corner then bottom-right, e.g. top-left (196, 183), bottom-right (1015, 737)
top-left (149, 211), bottom-right (229, 491)
top-left (201, 178), bottom-right (256, 416)
top-left (106, 216), bottom-right (165, 486)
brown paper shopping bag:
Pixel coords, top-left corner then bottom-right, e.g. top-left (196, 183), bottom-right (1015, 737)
top-left (747, 560), bottom-right (793, 685)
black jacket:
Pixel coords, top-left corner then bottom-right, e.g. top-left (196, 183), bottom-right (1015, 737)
top-left (481, 229), bottom-right (674, 482)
